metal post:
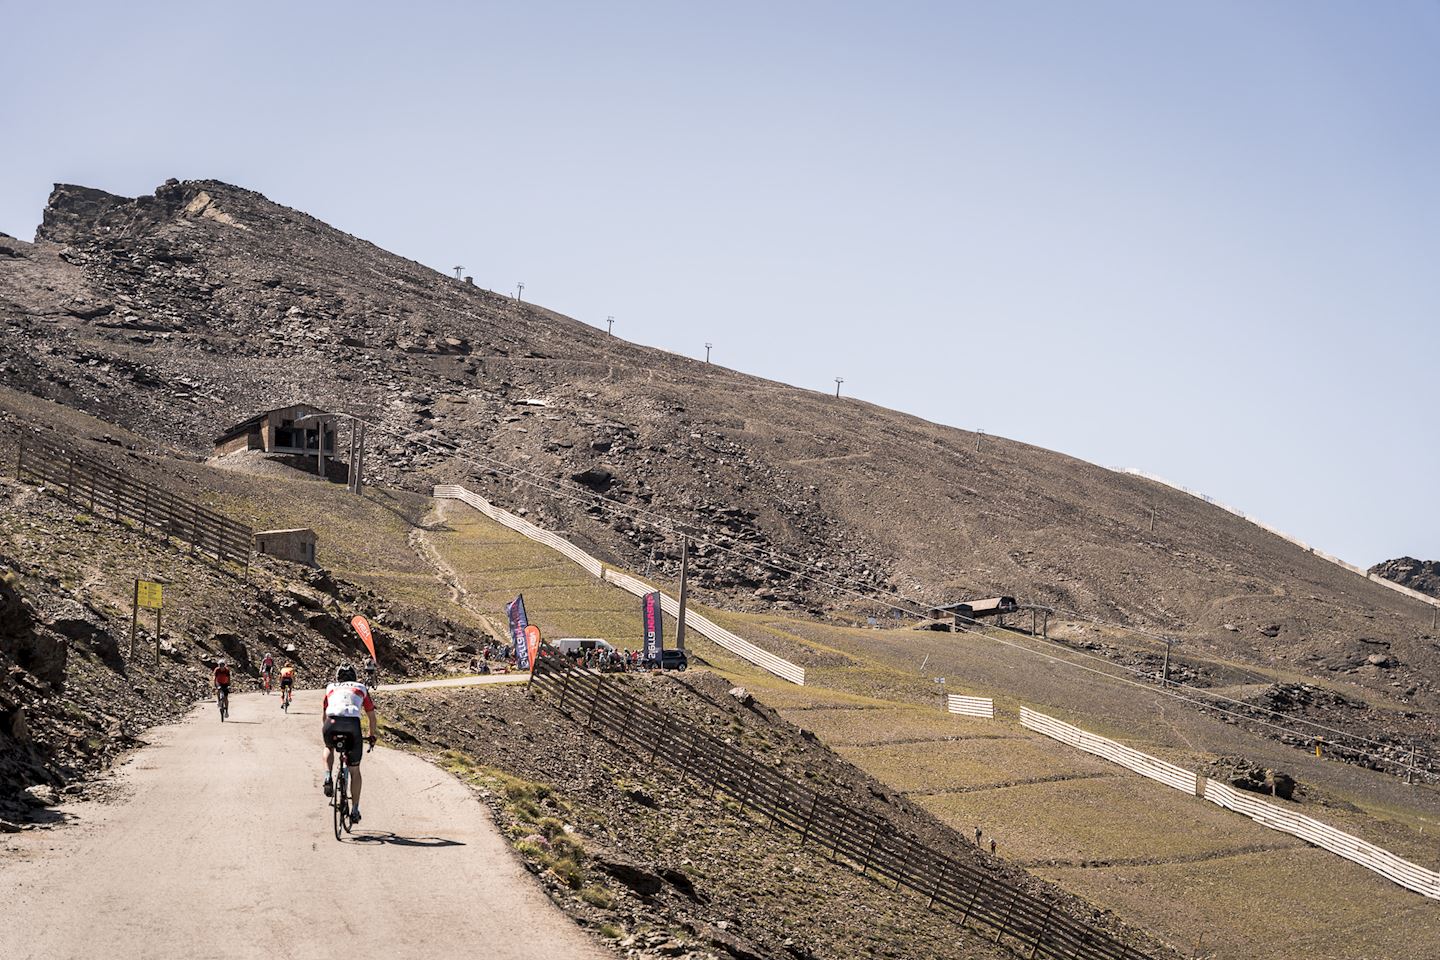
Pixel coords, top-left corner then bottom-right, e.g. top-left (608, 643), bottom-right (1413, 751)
top-left (676, 536), bottom-right (689, 653)
top-left (355, 423), bottom-right (366, 495)
top-left (704, 342), bottom-right (712, 363)
top-left (605, 315), bottom-right (614, 336)
top-left (348, 420), bottom-right (358, 493)
top-left (155, 601), bottom-right (162, 662)
top-left (994, 887), bottom-right (1020, 944)
top-left (558, 662), bottom-right (574, 711)
top-left (834, 377), bottom-right (843, 398)
top-left (129, 579), bottom-right (139, 659)
top-left (926, 860), bottom-right (948, 909)
top-left (587, 674), bottom-right (605, 728)
top-left (650, 713), bottom-right (670, 763)
top-left (960, 875), bottom-right (985, 924)
top-left (1029, 904), bottom-right (1054, 959)
top-left (799, 792), bottom-right (819, 845)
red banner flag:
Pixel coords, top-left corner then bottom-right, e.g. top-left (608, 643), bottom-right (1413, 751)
top-left (524, 624), bottom-right (541, 675)
top-left (351, 615), bottom-right (378, 664)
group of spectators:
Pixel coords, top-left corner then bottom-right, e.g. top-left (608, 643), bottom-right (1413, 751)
top-left (468, 640), bottom-right (663, 674)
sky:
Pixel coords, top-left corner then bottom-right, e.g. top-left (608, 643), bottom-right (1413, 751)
top-left (1, 0), bottom-right (1435, 565)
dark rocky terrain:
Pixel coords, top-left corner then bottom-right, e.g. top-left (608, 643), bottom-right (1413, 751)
top-left (2, 177), bottom-right (1437, 767)
top-left (384, 673), bottom-right (1177, 960)
top-left (1371, 557), bottom-right (1440, 600)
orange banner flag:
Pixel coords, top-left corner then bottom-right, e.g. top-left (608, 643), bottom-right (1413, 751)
top-left (351, 615), bottom-right (378, 664)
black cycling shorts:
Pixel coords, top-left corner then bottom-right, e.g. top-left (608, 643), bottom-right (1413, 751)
top-left (280, 677), bottom-right (293, 688)
top-left (323, 715), bottom-right (364, 765)
top-left (216, 682), bottom-right (230, 695)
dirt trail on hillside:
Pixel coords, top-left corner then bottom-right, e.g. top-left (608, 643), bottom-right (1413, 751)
top-left (0, 689), bottom-right (606, 960)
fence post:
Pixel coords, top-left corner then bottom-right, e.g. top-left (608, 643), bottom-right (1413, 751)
top-left (586, 674), bottom-right (606, 729)
top-left (961, 875), bottom-right (986, 924)
top-left (650, 713), bottom-right (671, 763)
top-left (799, 792), bottom-right (819, 846)
top-left (141, 483), bottom-right (150, 535)
top-left (739, 757), bottom-right (758, 812)
top-left (1028, 903), bottom-right (1054, 959)
top-left (65, 455), bottom-right (76, 505)
top-left (860, 819), bottom-right (882, 874)
top-left (558, 662), bottom-right (575, 711)
top-left (926, 859), bottom-right (949, 909)
top-left (16, 440), bottom-right (24, 479)
top-left (994, 887), bottom-right (1021, 944)
top-left (620, 701), bottom-right (635, 741)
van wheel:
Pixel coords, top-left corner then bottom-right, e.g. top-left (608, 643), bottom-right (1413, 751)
top-left (677, 662), bottom-right (688, 671)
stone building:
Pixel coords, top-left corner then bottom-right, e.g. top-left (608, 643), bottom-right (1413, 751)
top-left (254, 528), bottom-right (318, 566)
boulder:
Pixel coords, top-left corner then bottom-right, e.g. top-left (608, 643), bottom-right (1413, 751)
top-left (22, 784), bottom-right (58, 807)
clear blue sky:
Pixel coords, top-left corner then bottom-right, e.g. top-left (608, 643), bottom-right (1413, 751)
top-left (2, 1), bottom-right (1436, 565)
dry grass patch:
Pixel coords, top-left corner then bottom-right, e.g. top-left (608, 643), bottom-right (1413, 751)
top-left (918, 774), bottom-right (1290, 865)
top-left (1038, 844), bottom-right (1440, 960)
top-left (842, 735), bottom-right (1108, 794)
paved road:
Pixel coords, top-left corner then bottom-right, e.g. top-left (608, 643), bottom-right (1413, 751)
top-left (0, 688), bottom-right (606, 960)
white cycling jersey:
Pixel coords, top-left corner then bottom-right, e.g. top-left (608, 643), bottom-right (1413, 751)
top-left (322, 682), bottom-right (374, 719)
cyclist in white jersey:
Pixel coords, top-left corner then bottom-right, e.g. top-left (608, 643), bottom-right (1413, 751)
top-left (321, 663), bottom-right (378, 823)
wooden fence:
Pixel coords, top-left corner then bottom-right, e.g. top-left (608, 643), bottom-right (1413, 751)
top-left (1202, 779), bottom-right (1440, 899)
top-left (1020, 708), bottom-right (1199, 796)
top-left (530, 658), bottom-right (1153, 960)
top-left (434, 483), bottom-right (806, 684)
top-left (948, 694), bottom-right (996, 719)
top-left (15, 434), bottom-right (252, 571)
top-left (1020, 706), bottom-right (1440, 900)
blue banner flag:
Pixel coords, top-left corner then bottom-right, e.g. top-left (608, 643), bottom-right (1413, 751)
top-left (507, 594), bottom-right (531, 671)
top-left (643, 591), bottom-right (663, 666)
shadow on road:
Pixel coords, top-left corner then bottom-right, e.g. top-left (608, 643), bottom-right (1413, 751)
top-left (350, 831), bottom-right (466, 849)
top-left (219, 720), bottom-right (261, 725)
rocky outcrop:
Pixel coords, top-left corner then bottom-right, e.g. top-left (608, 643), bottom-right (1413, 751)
top-left (1369, 557), bottom-right (1440, 599)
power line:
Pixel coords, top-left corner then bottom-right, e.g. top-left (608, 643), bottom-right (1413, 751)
top-left (337, 412), bottom-right (1423, 771)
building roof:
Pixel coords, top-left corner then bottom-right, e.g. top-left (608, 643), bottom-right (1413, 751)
top-left (255, 527), bottom-right (317, 538)
top-left (934, 597), bottom-right (1017, 615)
top-left (213, 404), bottom-right (330, 445)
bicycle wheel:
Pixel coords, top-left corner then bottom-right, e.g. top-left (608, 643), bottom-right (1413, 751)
top-left (333, 769), bottom-right (346, 841)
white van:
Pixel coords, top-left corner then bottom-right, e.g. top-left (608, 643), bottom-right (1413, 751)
top-left (553, 637), bottom-right (616, 655)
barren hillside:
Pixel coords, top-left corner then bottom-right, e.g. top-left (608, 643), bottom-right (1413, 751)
top-left (2, 177), bottom-right (1435, 729)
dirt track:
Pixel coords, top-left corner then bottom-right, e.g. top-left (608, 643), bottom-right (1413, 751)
top-left (0, 687), bottom-right (606, 960)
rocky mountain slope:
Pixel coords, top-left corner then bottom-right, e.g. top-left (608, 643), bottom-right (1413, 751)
top-left (2, 178), bottom-right (1435, 726)
top-left (1370, 557), bottom-right (1440, 600)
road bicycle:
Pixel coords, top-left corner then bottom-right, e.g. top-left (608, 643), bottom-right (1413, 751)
top-left (262, 670), bottom-right (272, 695)
top-left (216, 686), bottom-right (229, 722)
top-left (331, 734), bottom-right (374, 841)
top-left (281, 682), bottom-right (293, 713)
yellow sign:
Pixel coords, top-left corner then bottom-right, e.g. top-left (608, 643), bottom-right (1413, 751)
top-left (137, 581), bottom-right (163, 610)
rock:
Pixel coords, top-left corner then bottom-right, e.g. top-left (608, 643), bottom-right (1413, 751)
top-left (9, 706), bottom-right (29, 742)
top-left (1257, 624), bottom-right (1281, 638)
top-left (1222, 623), bottom-right (1239, 632)
top-left (22, 784), bottom-right (58, 807)
top-left (1366, 653), bottom-right (1397, 668)
top-left (593, 854), bottom-right (665, 897)
top-left (570, 466), bottom-right (614, 492)
top-left (1269, 771), bottom-right (1297, 800)
top-left (728, 686), bottom-right (753, 706)
top-left (0, 819), bottom-right (21, 833)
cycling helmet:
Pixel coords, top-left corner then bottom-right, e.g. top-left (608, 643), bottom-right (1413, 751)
top-left (335, 663), bottom-right (357, 683)
top-left (217, 658), bottom-right (227, 667)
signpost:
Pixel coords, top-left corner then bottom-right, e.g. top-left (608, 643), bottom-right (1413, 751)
top-left (131, 578), bottom-right (164, 659)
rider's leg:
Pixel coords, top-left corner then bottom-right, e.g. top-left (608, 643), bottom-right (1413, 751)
top-left (351, 767), bottom-right (363, 807)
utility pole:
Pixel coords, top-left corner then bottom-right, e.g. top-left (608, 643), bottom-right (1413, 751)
top-left (453, 266), bottom-right (464, 279)
top-left (606, 315), bottom-right (614, 336)
top-left (834, 377), bottom-right (844, 398)
top-left (704, 342), bottom-right (712, 363)
top-left (675, 536), bottom-right (690, 653)
top-left (516, 282), bottom-right (525, 302)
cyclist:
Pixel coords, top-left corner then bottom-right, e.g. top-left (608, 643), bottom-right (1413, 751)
top-left (212, 659), bottom-right (232, 710)
top-left (279, 660), bottom-right (296, 707)
top-left (260, 651), bottom-right (275, 693)
top-left (321, 663), bottom-right (378, 824)
top-left (361, 654), bottom-right (378, 689)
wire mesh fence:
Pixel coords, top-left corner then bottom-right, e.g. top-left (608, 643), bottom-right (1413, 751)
top-left (14, 433), bottom-right (252, 572)
top-left (530, 658), bottom-right (1153, 960)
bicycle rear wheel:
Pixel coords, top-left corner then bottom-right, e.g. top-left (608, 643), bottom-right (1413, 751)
top-left (333, 772), bottom-right (345, 841)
